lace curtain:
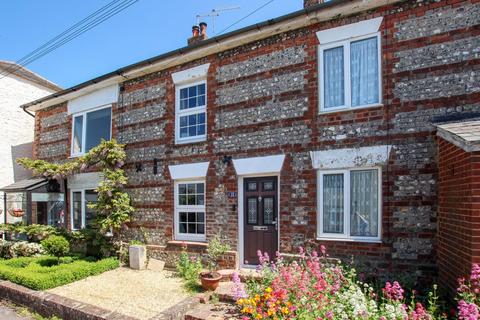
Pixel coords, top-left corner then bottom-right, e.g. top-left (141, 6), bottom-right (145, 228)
top-left (323, 46), bottom-right (344, 109)
top-left (350, 170), bottom-right (378, 237)
top-left (323, 174), bottom-right (344, 233)
top-left (350, 37), bottom-right (379, 107)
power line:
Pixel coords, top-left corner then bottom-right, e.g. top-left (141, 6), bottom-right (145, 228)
top-left (0, 0), bottom-right (139, 80)
top-left (216, 0), bottom-right (275, 35)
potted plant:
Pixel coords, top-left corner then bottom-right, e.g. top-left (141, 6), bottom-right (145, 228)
top-left (9, 208), bottom-right (24, 218)
top-left (200, 234), bottom-right (231, 291)
top-left (129, 240), bottom-right (147, 270)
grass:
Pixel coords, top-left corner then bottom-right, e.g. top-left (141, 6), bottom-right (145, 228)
top-left (0, 299), bottom-right (61, 320)
top-left (0, 255), bottom-right (119, 290)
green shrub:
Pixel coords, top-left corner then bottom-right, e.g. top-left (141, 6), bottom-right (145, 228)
top-left (0, 256), bottom-right (119, 290)
top-left (176, 251), bottom-right (202, 291)
top-left (41, 236), bottom-right (70, 262)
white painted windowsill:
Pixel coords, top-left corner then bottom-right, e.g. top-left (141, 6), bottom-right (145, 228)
top-left (318, 103), bottom-right (384, 115)
top-left (316, 237), bottom-right (382, 244)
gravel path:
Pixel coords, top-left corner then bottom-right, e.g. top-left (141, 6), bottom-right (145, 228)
top-left (48, 267), bottom-right (190, 320)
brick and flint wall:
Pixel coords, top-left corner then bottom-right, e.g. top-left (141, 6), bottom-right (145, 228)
top-left (33, 0), bottom-right (480, 280)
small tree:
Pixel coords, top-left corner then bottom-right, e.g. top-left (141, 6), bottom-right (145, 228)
top-left (205, 234), bottom-right (231, 274)
top-left (41, 235), bottom-right (70, 264)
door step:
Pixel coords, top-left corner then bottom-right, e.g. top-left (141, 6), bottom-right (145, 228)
top-left (184, 302), bottom-right (240, 320)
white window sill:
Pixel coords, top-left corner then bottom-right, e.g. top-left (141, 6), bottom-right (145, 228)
top-left (318, 103), bottom-right (384, 115)
top-left (316, 237), bottom-right (382, 244)
top-left (175, 136), bottom-right (206, 145)
top-left (174, 235), bottom-right (206, 243)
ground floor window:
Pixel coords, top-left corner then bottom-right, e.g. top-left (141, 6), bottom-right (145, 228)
top-left (70, 189), bottom-right (98, 230)
top-left (174, 181), bottom-right (205, 241)
top-left (317, 167), bottom-right (381, 241)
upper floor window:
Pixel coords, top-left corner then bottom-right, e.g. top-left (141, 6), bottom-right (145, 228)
top-left (317, 17), bottom-right (383, 112)
top-left (172, 63), bottom-right (210, 145)
top-left (175, 81), bottom-right (207, 144)
top-left (71, 106), bottom-right (111, 156)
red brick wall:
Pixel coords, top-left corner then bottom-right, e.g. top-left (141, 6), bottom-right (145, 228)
top-left (438, 137), bottom-right (480, 293)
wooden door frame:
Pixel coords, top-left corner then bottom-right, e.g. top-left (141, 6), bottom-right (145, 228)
top-left (237, 173), bottom-right (280, 269)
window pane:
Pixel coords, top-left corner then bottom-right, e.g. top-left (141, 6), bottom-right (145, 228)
top-left (72, 192), bottom-right (82, 230)
top-left (247, 197), bottom-right (257, 224)
top-left (196, 183), bottom-right (204, 194)
top-left (324, 46), bottom-right (345, 109)
top-left (85, 107), bottom-right (111, 151)
top-left (323, 174), bottom-right (344, 234)
top-left (350, 170), bottom-right (378, 237)
top-left (73, 116), bottom-right (83, 154)
top-left (263, 197), bottom-right (274, 225)
top-left (180, 212), bottom-right (187, 222)
top-left (179, 184), bottom-right (186, 195)
top-left (85, 190), bottom-right (98, 228)
top-left (350, 37), bottom-right (379, 107)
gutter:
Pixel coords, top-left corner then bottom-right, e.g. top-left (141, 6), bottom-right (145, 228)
top-left (22, 105), bottom-right (35, 118)
top-left (20, 0), bottom-right (402, 112)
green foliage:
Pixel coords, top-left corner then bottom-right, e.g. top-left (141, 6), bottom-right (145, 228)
top-left (176, 251), bottom-right (202, 292)
top-left (0, 240), bottom-right (44, 258)
top-left (130, 240), bottom-right (144, 245)
top-left (41, 236), bottom-right (70, 261)
top-left (0, 256), bottom-right (119, 290)
top-left (17, 139), bottom-right (133, 235)
top-left (205, 234), bottom-right (230, 272)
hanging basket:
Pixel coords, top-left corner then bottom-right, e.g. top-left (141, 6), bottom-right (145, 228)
top-left (9, 209), bottom-right (25, 218)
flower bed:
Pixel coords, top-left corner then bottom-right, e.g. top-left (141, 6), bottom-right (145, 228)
top-left (233, 247), bottom-right (480, 319)
top-left (0, 256), bottom-right (119, 290)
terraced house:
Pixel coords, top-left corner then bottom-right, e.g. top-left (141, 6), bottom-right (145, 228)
top-left (16, 0), bottom-right (480, 292)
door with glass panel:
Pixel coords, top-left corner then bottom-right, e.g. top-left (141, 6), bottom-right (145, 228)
top-left (243, 177), bottom-right (278, 265)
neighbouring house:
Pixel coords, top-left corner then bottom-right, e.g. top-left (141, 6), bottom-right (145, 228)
top-left (16, 0), bottom-right (480, 292)
top-left (0, 61), bottom-right (61, 227)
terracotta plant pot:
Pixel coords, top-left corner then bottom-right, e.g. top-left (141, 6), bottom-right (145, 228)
top-left (200, 271), bottom-right (222, 291)
top-left (9, 209), bottom-right (24, 218)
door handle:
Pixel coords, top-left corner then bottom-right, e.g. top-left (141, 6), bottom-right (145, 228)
top-left (272, 220), bottom-right (278, 230)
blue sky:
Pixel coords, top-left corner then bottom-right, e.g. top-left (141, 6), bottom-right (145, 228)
top-left (0, 1), bottom-right (301, 88)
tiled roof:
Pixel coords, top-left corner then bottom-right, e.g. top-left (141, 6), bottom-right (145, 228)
top-left (437, 120), bottom-right (480, 152)
top-left (0, 178), bottom-right (47, 192)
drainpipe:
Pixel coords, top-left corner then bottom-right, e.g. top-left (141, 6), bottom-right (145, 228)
top-left (22, 105), bottom-right (35, 118)
top-left (3, 192), bottom-right (6, 240)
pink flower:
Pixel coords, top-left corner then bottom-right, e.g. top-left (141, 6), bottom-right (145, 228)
top-left (410, 303), bottom-right (432, 320)
top-left (382, 281), bottom-right (404, 301)
top-left (458, 300), bottom-right (479, 320)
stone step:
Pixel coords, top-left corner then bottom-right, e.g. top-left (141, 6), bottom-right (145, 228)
top-left (184, 302), bottom-right (240, 320)
top-left (214, 282), bottom-right (236, 303)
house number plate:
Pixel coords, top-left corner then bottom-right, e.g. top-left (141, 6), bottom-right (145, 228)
top-left (253, 226), bottom-right (268, 231)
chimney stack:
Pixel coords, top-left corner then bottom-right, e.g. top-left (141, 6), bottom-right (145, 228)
top-left (303, 0), bottom-right (328, 9)
top-left (188, 22), bottom-right (208, 46)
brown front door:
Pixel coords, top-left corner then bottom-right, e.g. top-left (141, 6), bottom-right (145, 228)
top-left (244, 176), bottom-right (278, 265)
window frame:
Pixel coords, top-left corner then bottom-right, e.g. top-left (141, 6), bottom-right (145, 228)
top-left (70, 189), bottom-right (97, 230)
top-left (175, 80), bottom-right (207, 145)
top-left (70, 105), bottom-right (112, 157)
top-left (174, 179), bottom-right (206, 242)
top-left (316, 167), bottom-right (382, 242)
top-left (318, 32), bottom-right (382, 113)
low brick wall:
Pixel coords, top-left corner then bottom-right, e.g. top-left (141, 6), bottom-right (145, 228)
top-left (0, 280), bottom-right (135, 320)
top-left (148, 242), bottom-right (237, 270)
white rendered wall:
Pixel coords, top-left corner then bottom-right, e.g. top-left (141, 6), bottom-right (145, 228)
top-left (0, 74), bottom-right (55, 223)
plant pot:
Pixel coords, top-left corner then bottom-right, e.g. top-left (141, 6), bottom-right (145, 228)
top-left (129, 245), bottom-right (146, 270)
top-left (9, 209), bottom-right (24, 218)
top-left (200, 271), bottom-right (222, 291)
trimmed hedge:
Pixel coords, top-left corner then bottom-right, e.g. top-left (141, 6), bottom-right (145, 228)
top-left (0, 256), bottom-right (119, 290)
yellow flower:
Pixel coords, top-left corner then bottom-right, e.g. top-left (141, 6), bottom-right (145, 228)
top-left (265, 287), bottom-right (273, 293)
top-left (255, 314), bottom-right (263, 319)
top-left (255, 294), bottom-right (260, 302)
top-left (281, 307), bottom-right (289, 315)
top-left (238, 298), bottom-right (244, 305)
top-left (267, 308), bottom-right (275, 316)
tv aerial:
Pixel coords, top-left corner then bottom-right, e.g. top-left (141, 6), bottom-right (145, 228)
top-left (196, 6), bottom-right (241, 34)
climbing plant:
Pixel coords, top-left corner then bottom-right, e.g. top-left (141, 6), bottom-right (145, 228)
top-left (17, 139), bottom-right (134, 234)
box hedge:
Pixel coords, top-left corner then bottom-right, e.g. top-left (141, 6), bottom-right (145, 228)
top-left (0, 256), bottom-right (119, 290)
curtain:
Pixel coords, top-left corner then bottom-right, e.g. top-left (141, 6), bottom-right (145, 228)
top-left (323, 174), bottom-right (344, 234)
top-left (323, 46), bottom-right (344, 109)
top-left (350, 170), bottom-right (378, 237)
top-left (350, 37), bottom-right (379, 107)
